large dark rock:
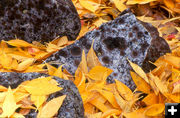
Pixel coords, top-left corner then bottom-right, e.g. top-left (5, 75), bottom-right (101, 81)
top-left (0, 72), bottom-right (84, 118)
top-left (45, 9), bottom-right (171, 89)
top-left (0, 0), bottom-right (81, 43)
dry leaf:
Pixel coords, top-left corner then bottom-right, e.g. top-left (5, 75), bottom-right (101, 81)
top-left (37, 95), bottom-right (66, 118)
top-left (144, 104), bottom-right (165, 116)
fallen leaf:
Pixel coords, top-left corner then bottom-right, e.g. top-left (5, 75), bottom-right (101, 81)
top-left (144, 104), bottom-right (165, 116)
top-left (37, 95), bottom-right (66, 118)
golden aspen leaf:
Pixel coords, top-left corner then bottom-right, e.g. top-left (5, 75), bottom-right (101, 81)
top-left (79, 0), bottom-right (100, 13)
top-left (102, 109), bottom-right (121, 118)
top-left (128, 60), bottom-right (149, 84)
top-left (123, 108), bottom-right (146, 118)
top-left (130, 71), bottom-right (151, 93)
top-left (84, 103), bottom-right (95, 114)
top-left (90, 97), bottom-right (109, 112)
top-left (113, 88), bottom-right (126, 110)
top-left (86, 112), bottom-right (102, 118)
top-left (98, 89), bottom-right (119, 108)
top-left (172, 84), bottom-right (180, 94)
top-left (88, 66), bottom-right (113, 81)
top-left (46, 43), bottom-right (62, 53)
top-left (37, 95), bottom-right (66, 118)
top-left (144, 104), bottom-right (165, 116)
top-left (11, 112), bottom-right (25, 118)
top-left (16, 58), bottom-right (35, 71)
top-left (31, 95), bottom-right (47, 110)
top-left (0, 85), bottom-right (7, 91)
top-left (165, 93), bottom-right (180, 103)
top-left (6, 39), bottom-right (33, 47)
top-left (0, 53), bottom-right (13, 69)
top-left (87, 41), bottom-right (102, 69)
top-left (126, 0), bottom-right (157, 5)
top-left (0, 87), bottom-right (21, 117)
top-left (0, 92), bottom-right (6, 103)
top-left (75, 50), bottom-right (88, 76)
top-left (163, 0), bottom-right (175, 9)
top-left (149, 72), bottom-right (169, 94)
top-left (46, 63), bottom-right (57, 76)
top-left (53, 65), bottom-right (64, 78)
top-left (112, 0), bottom-right (127, 12)
top-left (57, 36), bottom-right (68, 47)
top-left (163, 55), bottom-right (180, 68)
top-left (23, 77), bottom-right (62, 96)
top-left (142, 93), bottom-right (158, 106)
top-left (148, 76), bottom-right (159, 95)
top-left (115, 80), bottom-right (133, 101)
top-left (13, 91), bottom-right (29, 103)
top-left (77, 73), bottom-right (86, 93)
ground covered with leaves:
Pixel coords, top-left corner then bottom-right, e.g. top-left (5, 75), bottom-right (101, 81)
top-left (0, 0), bottom-right (180, 118)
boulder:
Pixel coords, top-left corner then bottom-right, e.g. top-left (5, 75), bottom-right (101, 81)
top-left (0, 0), bottom-right (81, 43)
top-left (0, 72), bottom-right (84, 118)
top-left (45, 9), bottom-right (171, 89)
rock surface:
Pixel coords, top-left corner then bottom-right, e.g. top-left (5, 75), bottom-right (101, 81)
top-left (45, 9), bottom-right (171, 89)
top-left (0, 72), bottom-right (84, 118)
top-left (0, 0), bottom-right (81, 43)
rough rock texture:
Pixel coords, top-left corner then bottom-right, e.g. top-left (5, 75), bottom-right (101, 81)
top-left (0, 0), bottom-right (81, 43)
top-left (45, 9), bottom-right (171, 89)
top-left (0, 72), bottom-right (84, 118)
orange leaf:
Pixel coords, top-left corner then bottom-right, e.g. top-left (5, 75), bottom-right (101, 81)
top-left (88, 66), bottom-right (113, 81)
top-left (16, 58), bottom-right (35, 71)
top-left (144, 104), bottom-right (165, 116)
top-left (143, 93), bottom-right (158, 106)
top-left (6, 39), bottom-right (33, 47)
top-left (130, 71), bottom-right (151, 93)
top-left (115, 80), bottom-right (133, 101)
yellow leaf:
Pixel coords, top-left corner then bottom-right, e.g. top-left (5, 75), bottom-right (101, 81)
top-left (98, 89), bottom-right (119, 108)
top-left (53, 65), bottom-right (64, 78)
top-left (79, 0), bottom-right (100, 12)
top-left (90, 97), bottom-right (109, 112)
top-left (102, 109), bottom-right (121, 118)
top-left (86, 112), bottom-right (102, 118)
top-left (112, 0), bottom-right (127, 12)
top-left (144, 104), bottom-right (165, 116)
top-left (115, 80), bottom-right (133, 101)
top-left (165, 93), bottom-right (180, 103)
top-left (16, 58), bottom-right (35, 71)
top-left (23, 77), bottom-right (62, 96)
top-left (0, 85), bottom-right (7, 91)
top-left (172, 84), bottom-right (180, 94)
top-left (46, 63), bottom-right (57, 76)
top-left (31, 95), bottom-right (47, 110)
top-left (77, 73), bottom-right (86, 93)
top-left (130, 71), bottom-right (151, 93)
top-left (142, 93), bottom-right (158, 106)
top-left (88, 66), bottom-right (113, 81)
top-left (75, 50), bottom-right (88, 76)
top-left (123, 108), bottom-right (146, 118)
top-left (126, 0), bottom-right (157, 5)
top-left (163, 55), bottom-right (180, 68)
top-left (113, 88), bottom-right (126, 110)
top-left (57, 36), bottom-right (68, 47)
top-left (0, 53), bottom-right (13, 69)
top-left (163, 0), bottom-right (175, 9)
top-left (6, 39), bottom-right (33, 47)
top-left (149, 72), bottom-right (169, 94)
top-left (128, 60), bottom-right (149, 84)
top-left (37, 95), bottom-right (66, 118)
top-left (11, 112), bottom-right (25, 118)
top-left (0, 87), bottom-right (21, 117)
top-left (84, 103), bottom-right (95, 114)
top-left (87, 41), bottom-right (102, 69)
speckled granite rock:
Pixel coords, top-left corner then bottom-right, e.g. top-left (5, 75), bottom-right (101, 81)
top-left (45, 9), bottom-right (171, 89)
top-left (0, 0), bottom-right (81, 43)
top-left (0, 72), bottom-right (84, 118)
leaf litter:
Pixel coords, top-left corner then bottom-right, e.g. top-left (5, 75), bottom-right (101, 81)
top-left (0, 0), bottom-right (180, 117)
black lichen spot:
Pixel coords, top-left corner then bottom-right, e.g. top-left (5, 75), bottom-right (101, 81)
top-left (117, 18), bottom-right (124, 24)
top-left (129, 32), bottom-right (133, 38)
top-left (113, 73), bottom-right (117, 77)
top-left (144, 31), bottom-right (148, 35)
top-left (132, 26), bottom-right (139, 31)
top-left (103, 37), bottom-right (127, 51)
top-left (74, 60), bottom-right (80, 66)
top-left (137, 31), bottom-right (143, 39)
top-left (141, 42), bottom-right (149, 51)
top-left (132, 50), bottom-right (138, 57)
top-left (70, 46), bottom-right (82, 56)
top-left (120, 50), bottom-right (125, 56)
top-left (59, 50), bottom-right (68, 57)
top-left (102, 56), bottom-right (110, 64)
